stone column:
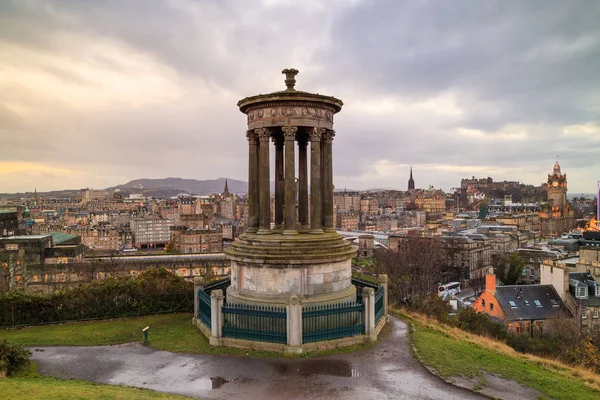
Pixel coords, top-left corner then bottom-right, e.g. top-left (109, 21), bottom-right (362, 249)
top-left (322, 130), bottom-right (335, 232)
top-left (193, 277), bottom-right (204, 321)
top-left (273, 133), bottom-right (284, 230)
top-left (210, 289), bottom-right (224, 346)
top-left (309, 127), bottom-right (325, 234)
top-left (377, 274), bottom-right (389, 317)
top-left (256, 128), bottom-right (272, 234)
top-left (298, 134), bottom-right (309, 230)
top-left (363, 287), bottom-right (376, 341)
top-left (246, 130), bottom-right (259, 233)
top-left (282, 126), bottom-right (298, 234)
top-left (285, 295), bottom-right (303, 354)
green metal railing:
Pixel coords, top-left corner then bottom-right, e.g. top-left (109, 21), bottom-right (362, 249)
top-left (302, 302), bottom-right (364, 343)
top-left (222, 303), bottom-right (287, 344)
top-left (352, 277), bottom-right (378, 304)
top-left (198, 289), bottom-right (211, 329)
top-left (375, 285), bottom-right (384, 325)
top-left (203, 277), bottom-right (231, 300)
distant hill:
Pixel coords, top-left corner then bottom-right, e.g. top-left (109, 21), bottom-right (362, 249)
top-left (109, 177), bottom-right (248, 195)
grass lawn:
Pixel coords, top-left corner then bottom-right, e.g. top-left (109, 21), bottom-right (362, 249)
top-left (397, 310), bottom-right (600, 400)
top-left (0, 312), bottom-right (377, 358)
top-left (0, 365), bottom-right (191, 400)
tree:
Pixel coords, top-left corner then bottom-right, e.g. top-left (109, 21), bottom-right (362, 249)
top-left (492, 253), bottom-right (525, 285)
top-left (374, 236), bottom-right (445, 303)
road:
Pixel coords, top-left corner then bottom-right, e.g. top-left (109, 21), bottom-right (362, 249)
top-left (31, 318), bottom-right (483, 400)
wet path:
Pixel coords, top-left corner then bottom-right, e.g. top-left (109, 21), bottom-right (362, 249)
top-left (30, 318), bottom-right (483, 400)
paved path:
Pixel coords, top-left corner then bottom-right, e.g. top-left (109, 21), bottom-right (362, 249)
top-left (31, 318), bottom-right (483, 400)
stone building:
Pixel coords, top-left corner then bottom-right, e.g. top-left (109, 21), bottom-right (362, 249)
top-left (474, 269), bottom-right (570, 335)
top-left (170, 227), bottom-right (223, 254)
top-left (336, 210), bottom-right (359, 231)
top-left (333, 192), bottom-right (361, 212)
top-left (539, 162), bottom-right (575, 238)
top-left (360, 197), bottom-right (379, 215)
top-left (130, 217), bottom-right (173, 249)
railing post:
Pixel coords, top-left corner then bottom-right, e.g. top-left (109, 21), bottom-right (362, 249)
top-left (193, 277), bottom-right (204, 322)
top-left (210, 289), bottom-right (224, 346)
top-left (363, 287), bottom-right (376, 341)
top-left (285, 295), bottom-right (303, 354)
top-left (377, 274), bottom-right (389, 317)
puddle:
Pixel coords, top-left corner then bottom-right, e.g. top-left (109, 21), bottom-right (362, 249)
top-left (272, 360), bottom-right (362, 378)
top-left (210, 376), bottom-right (229, 389)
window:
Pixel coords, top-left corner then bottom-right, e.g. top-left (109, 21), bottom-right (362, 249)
top-left (490, 303), bottom-right (494, 311)
top-left (534, 300), bottom-right (542, 308)
top-left (596, 286), bottom-right (600, 297)
top-left (530, 269), bottom-right (535, 277)
top-left (593, 310), bottom-right (599, 319)
top-left (576, 286), bottom-right (588, 299)
top-left (481, 299), bottom-right (486, 307)
top-left (582, 308), bottom-right (588, 319)
top-left (550, 299), bottom-right (559, 308)
top-left (509, 301), bottom-right (517, 308)
top-left (524, 300), bottom-right (530, 306)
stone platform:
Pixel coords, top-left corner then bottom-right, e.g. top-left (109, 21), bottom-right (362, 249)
top-left (225, 231), bottom-right (357, 306)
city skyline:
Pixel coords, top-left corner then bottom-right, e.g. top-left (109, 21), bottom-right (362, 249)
top-left (1, 1), bottom-right (599, 193)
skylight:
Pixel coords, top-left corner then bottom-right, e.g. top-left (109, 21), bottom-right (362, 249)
top-left (534, 300), bottom-right (542, 307)
top-left (550, 299), bottom-right (559, 307)
top-left (509, 301), bottom-right (517, 308)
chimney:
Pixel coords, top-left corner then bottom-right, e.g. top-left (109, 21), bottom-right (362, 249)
top-left (485, 267), bottom-right (496, 293)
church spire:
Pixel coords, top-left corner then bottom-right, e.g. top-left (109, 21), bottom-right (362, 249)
top-left (223, 179), bottom-right (230, 195)
top-left (408, 167), bottom-right (415, 190)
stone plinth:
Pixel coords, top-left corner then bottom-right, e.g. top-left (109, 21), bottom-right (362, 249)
top-left (225, 231), bottom-right (356, 306)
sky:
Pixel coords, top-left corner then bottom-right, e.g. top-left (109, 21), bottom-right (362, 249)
top-left (1, 0), bottom-right (599, 194)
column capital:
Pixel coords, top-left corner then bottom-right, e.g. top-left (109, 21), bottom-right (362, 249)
top-left (323, 129), bottom-right (336, 143)
top-left (308, 127), bottom-right (325, 142)
top-left (256, 127), bottom-right (272, 141)
top-left (282, 126), bottom-right (298, 140)
top-left (246, 130), bottom-right (258, 144)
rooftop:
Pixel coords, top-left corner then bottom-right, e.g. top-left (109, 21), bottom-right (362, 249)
top-left (495, 284), bottom-right (569, 321)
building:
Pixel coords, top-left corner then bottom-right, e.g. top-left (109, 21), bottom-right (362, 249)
top-left (170, 227), bottom-right (223, 254)
top-left (80, 188), bottom-right (109, 203)
top-left (539, 162), bottom-right (575, 238)
top-left (415, 188), bottom-right (446, 214)
top-left (568, 272), bottom-right (600, 339)
top-left (333, 193), bottom-right (361, 212)
top-left (130, 217), bottom-right (173, 249)
top-left (0, 232), bottom-right (86, 265)
top-left (474, 269), bottom-right (570, 335)
top-left (336, 211), bottom-right (359, 231)
top-left (0, 210), bottom-right (18, 237)
top-left (360, 197), bottom-right (379, 215)
top-left (407, 167), bottom-right (415, 191)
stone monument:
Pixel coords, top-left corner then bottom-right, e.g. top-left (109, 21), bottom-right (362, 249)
top-left (225, 69), bottom-right (358, 306)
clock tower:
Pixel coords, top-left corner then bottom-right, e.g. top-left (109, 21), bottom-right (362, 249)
top-left (547, 161), bottom-right (567, 208)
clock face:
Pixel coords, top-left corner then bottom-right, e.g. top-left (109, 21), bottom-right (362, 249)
top-left (552, 181), bottom-right (559, 187)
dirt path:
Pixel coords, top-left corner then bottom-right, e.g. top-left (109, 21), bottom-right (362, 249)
top-left (31, 318), bottom-right (484, 400)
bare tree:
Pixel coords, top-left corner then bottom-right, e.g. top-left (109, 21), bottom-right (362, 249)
top-left (374, 236), bottom-right (445, 303)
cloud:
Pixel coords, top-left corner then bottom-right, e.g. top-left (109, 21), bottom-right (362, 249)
top-left (0, 0), bottom-right (599, 194)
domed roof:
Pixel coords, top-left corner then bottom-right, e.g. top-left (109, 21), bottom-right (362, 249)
top-left (553, 161), bottom-right (561, 175)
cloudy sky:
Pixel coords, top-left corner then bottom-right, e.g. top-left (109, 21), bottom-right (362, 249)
top-left (1, 0), bottom-right (599, 194)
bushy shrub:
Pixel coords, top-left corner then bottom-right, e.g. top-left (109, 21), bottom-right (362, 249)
top-left (0, 340), bottom-right (31, 377)
top-left (455, 308), bottom-right (507, 340)
top-left (405, 294), bottom-right (452, 323)
top-left (0, 268), bottom-right (193, 327)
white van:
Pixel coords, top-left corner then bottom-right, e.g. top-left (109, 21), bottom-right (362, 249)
top-left (438, 282), bottom-right (461, 297)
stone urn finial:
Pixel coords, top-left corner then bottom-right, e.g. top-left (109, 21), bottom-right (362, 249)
top-left (282, 68), bottom-right (299, 91)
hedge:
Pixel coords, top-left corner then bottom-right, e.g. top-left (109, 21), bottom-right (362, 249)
top-left (0, 268), bottom-right (193, 328)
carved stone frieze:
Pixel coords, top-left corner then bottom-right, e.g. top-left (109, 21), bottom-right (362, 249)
top-left (246, 104), bottom-right (334, 124)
